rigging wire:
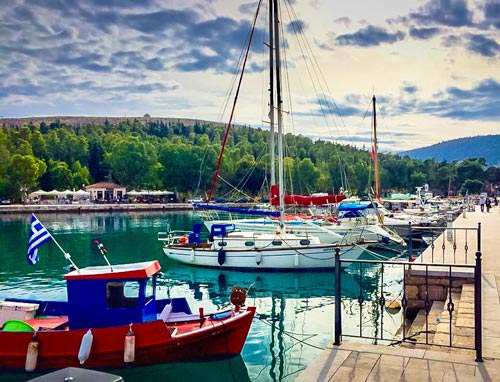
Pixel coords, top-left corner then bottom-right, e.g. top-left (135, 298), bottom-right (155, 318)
top-left (217, 15), bottom-right (256, 123)
top-left (194, 146), bottom-right (209, 197)
top-left (208, 0), bottom-right (264, 202)
top-left (362, 97), bottom-right (375, 194)
top-left (280, 0), bottom-right (355, 195)
top-left (283, 0), bottom-right (352, 142)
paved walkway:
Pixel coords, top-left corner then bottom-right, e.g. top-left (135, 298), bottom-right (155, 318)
top-left (297, 204), bottom-right (500, 382)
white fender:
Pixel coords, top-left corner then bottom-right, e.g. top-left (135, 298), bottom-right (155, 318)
top-left (190, 248), bottom-right (195, 262)
top-left (124, 324), bottom-right (135, 364)
top-left (78, 329), bottom-right (93, 364)
top-left (255, 252), bottom-right (262, 265)
top-left (294, 252), bottom-right (299, 267)
top-left (25, 336), bottom-right (39, 372)
top-left (159, 303), bottom-right (173, 322)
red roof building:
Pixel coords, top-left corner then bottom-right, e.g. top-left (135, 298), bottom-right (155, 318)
top-left (85, 182), bottom-right (127, 202)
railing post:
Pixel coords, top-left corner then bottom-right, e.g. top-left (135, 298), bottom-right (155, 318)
top-left (408, 223), bottom-right (412, 260)
top-left (446, 211), bottom-right (453, 242)
top-left (334, 247), bottom-right (342, 345)
top-left (474, 250), bottom-right (483, 362)
top-left (477, 223), bottom-right (481, 253)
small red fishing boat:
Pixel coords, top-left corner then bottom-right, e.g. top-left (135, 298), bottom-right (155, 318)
top-left (0, 260), bottom-right (255, 371)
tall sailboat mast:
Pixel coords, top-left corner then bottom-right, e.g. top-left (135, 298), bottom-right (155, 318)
top-left (372, 95), bottom-right (380, 199)
top-left (268, 0), bottom-right (276, 187)
top-left (273, 0), bottom-right (285, 230)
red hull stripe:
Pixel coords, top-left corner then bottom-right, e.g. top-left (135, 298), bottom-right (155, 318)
top-left (0, 307), bottom-right (255, 370)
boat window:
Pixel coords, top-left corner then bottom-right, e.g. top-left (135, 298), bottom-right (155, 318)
top-left (299, 239), bottom-right (310, 245)
top-left (218, 241), bottom-right (227, 247)
top-left (106, 281), bottom-right (139, 308)
top-left (272, 240), bottom-right (282, 246)
top-left (145, 277), bottom-right (154, 300)
top-left (245, 241), bottom-right (255, 246)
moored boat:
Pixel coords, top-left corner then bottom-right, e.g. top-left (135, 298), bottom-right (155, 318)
top-left (160, 222), bottom-right (369, 270)
top-left (159, 0), bottom-right (375, 270)
top-left (0, 258), bottom-right (255, 370)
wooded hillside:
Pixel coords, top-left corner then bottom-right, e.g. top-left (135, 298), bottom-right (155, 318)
top-left (1, 117), bottom-right (497, 202)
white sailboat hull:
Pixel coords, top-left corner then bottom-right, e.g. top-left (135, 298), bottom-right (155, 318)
top-left (161, 232), bottom-right (368, 270)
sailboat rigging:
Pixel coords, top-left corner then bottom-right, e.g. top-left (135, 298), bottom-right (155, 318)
top-left (372, 95), bottom-right (380, 200)
top-left (159, 0), bottom-right (373, 270)
top-left (206, 0), bottom-right (263, 204)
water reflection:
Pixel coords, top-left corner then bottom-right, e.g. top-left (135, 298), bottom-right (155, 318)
top-left (3, 355), bottom-right (251, 382)
top-left (0, 212), bottom-right (404, 382)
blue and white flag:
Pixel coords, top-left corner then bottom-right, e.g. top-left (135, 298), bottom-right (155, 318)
top-left (27, 214), bottom-right (52, 265)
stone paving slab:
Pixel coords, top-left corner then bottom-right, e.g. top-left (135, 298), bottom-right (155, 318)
top-left (297, 343), bottom-right (500, 382)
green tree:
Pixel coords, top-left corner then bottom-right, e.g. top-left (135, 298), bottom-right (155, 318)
top-left (456, 159), bottom-right (484, 187)
top-left (294, 157), bottom-right (320, 194)
top-left (461, 179), bottom-right (483, 195)
top-left (71, 161), bottom-right (91, 189)
top-left (8, 154), bottom-right (47, 201)
top-left (46, 160), bottom-right (74, 190)
top-left (106, 136), bottom-right (159, 188)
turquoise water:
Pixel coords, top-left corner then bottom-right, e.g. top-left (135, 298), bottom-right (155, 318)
top-left (0, 212), bottom-right (404, 382)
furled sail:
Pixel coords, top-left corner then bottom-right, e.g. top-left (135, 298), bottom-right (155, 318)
top-left (270, 185), bottom-right (346, 206)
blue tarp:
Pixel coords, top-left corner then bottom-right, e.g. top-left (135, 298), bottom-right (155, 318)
top-left (337, 202), bottom-right (375, 211)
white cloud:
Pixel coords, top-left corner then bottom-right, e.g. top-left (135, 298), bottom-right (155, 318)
top-left (1, 0), bottom-right (499, 152)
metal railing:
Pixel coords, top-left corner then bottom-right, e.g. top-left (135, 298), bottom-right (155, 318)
top-left (408, 223), bottom-right (481, 264)
top-left (333, 248), bottom-right (483, 362)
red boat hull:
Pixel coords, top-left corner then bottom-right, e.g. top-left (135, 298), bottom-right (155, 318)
top-left (0, 307), bottom-right (255, 370)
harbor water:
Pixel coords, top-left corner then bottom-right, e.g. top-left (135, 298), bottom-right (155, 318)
top-left (0, 212), bottom-right (405, 382)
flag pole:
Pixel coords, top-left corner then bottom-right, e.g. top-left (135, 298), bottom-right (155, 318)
top-left (32, 214), bottom-right (79, 270)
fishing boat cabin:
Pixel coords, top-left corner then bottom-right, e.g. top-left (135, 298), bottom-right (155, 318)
top-left (2, 261), bottom-right (190, 330)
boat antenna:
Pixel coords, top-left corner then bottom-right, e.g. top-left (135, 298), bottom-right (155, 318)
top-left (206, 0), bottom-right (263, 202)
top-left (93, 239), bottom-right (113, 271)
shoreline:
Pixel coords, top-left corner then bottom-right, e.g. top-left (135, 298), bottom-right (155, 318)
top-left (0, 203), bottom-right (196, 214)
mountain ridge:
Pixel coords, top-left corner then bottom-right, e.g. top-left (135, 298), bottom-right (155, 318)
top-left (399, 134), bottom-right (500, 165)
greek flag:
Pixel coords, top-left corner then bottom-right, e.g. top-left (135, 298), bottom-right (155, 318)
top-left (27, 214), bottom-right (52, 265)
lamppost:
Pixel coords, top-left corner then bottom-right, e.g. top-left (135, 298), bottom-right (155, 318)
top-left (20, 186), bottom-right (28, 205)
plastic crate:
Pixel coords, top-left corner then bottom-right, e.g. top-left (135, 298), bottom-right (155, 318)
top-left (0, 301), bottom-right (39, 325)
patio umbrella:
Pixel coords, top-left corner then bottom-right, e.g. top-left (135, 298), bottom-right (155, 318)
top-left (29, 190), bottom-right (49, 198)
top-left (74, 189), bottom-right (90, 199)
top-left (74, 189), bottom-right (90, 196)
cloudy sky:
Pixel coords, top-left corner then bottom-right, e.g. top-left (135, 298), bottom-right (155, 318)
top-left (1, 0), bottom-right (499, 152)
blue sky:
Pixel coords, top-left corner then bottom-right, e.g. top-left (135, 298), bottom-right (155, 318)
top-left (1, 0), bottom-right (499, 152)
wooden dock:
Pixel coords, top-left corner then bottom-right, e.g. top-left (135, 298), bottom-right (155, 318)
top-left (297, 204), bottom-right (500, 382)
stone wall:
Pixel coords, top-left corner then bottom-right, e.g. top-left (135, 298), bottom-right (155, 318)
top-left (404, 267), bottom-right (475, 313)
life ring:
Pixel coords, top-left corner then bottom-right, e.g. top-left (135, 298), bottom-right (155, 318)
top-left (178, 235), bottom-right (187, 244)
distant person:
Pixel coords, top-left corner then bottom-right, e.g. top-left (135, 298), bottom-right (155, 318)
top-left (486, 198), bottom-right (491, 212)
top-left (479, 195), bottom-right (486, 212)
